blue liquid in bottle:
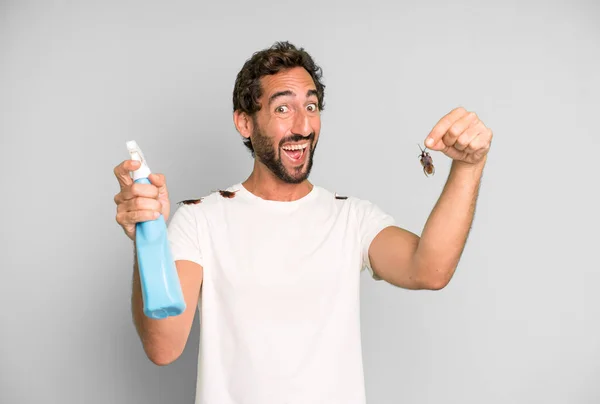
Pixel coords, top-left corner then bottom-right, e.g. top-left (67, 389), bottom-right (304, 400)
top-left (127, 141), bottom-right (186, 319)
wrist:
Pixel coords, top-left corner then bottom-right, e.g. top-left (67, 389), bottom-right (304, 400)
top-left (452, 154), bottom-right (487, 172)
top-left (449, 155), bottom-right (487, 184)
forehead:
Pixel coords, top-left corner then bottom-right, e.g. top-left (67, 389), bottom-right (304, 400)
top-left (259, 67), bottom-right (316, 97)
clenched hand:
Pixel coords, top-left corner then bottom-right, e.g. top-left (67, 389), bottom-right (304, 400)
top-left (425, 107), bottom-right (493, 165)
top-left (113, 160), bottom-right (171, 240)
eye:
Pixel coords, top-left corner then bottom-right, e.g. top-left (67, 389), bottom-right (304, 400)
top-left (275, 105), bottom-right (289, 113)
top-left (306, 103), bottom-right (318, 112)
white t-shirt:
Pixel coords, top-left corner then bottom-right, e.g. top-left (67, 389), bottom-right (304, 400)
top-left (167, 182), bottom-right (395, 404)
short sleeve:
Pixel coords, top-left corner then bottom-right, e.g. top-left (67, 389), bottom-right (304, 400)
top-left (354, 198), bottom-right (396, 280)
top-left (167, 204), bottom-right (203, 267)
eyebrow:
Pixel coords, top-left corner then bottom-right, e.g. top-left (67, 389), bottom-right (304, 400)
top-left (268, 89), bottom-right (318, 106)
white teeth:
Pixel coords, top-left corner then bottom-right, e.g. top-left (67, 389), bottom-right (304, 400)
top-left (282, 143), bottom-right (308, 151)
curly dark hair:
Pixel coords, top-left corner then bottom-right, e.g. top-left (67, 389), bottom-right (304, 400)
top-left (232, 41), bottom-right (326, 154)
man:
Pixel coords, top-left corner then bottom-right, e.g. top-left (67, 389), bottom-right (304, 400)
top-left (113, 41), bottom-right (492, 404)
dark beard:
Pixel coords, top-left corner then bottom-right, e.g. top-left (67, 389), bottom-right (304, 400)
top-left (251, 127), bottom-right (316, 184)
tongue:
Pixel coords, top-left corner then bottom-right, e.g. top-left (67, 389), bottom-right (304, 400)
top-left (286, 149), bottom-right (302, 159)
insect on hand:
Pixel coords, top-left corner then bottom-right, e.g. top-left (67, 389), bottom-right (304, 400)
top-left (418, 144), bottom-right (435, 177)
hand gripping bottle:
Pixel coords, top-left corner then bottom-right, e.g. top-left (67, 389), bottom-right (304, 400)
top-left (126, 140), bottom-right (186, 319)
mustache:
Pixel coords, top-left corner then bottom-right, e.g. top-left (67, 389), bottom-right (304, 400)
top-left (279, 132), bottom-right (315, 147)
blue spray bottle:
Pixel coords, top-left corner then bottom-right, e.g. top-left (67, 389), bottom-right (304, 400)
top-left (126, 140), bottom-right (186, 319)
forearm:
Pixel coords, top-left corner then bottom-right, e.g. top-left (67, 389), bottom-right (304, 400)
top-left (414, 156), bottom-right (486, 288)
top-left (131, 253), bottom-right (160, 344)
top-left (131, 246), bottom-right (188, 365)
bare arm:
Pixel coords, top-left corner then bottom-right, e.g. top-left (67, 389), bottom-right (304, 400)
top-left (131, 249), bottom-right (204, 365)
top-left (414, 158), bottom-right (484, 288)
top-left (369, 158), bottom-right (485, 289)
top-left (368, 107), bottom-right (492, 290)
top-left (113, 159), bottom-right (204, 365)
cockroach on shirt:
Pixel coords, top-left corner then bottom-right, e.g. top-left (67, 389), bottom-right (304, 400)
top-left (418, 144), bottom-right (435, 177)
top-left (177, 198), bottom-right (203, 205)
top-left (218, 190), bottom-right (238, 198)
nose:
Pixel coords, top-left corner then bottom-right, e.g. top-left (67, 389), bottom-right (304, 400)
top-left (291, 108), bottom-right (311, 137)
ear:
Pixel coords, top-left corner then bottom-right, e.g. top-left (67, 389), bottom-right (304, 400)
top-left (233, 110), bottom-right (253, 140)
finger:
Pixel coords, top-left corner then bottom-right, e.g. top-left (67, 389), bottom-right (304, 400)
top-left (114, 183), bottom-right (160, 204)
top-left (148, 173), bottom-right (165, 187)
top-left (425, 107), bottom-right (469, 149)
top-left (436, 144), bottom-right (467, 162)
top-left (148, 173), bottom-right (169, 197)
top-left (116, 210), bottom-right (160, 226)
top-left (440, 111), bottom-right (480, 149)
top-left (114, 160), bottom-right (141, 190)
top-left (454, 121), bottom-right (484, 151)
top-left (466, 127), bottom-right (492, 153)
top-left (117, 196), bottom-right (163, 214)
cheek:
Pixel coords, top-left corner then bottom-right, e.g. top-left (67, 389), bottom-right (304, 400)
top-left (268, 122), bottom-right (292, 144)
top-left (259, 119), bottom-right (285, 143)
top-left (311, 116), bottom-right (321, 133)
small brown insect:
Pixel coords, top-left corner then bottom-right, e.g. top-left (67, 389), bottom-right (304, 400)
top-left (178, 198), bottom-right (203, 205)
top-left (418, 144), bottom-right (435, 177)
top-left (218, 189), bottom-right (238, 198)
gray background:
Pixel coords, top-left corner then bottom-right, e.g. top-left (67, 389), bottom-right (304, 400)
top-left (1, 0), bottom-right (599, 403)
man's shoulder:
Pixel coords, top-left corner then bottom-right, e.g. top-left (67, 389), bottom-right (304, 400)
top-left (314, 185), bottom-right (369, 205)
top-left (173, 183), bottom-right (240, 210)
top-left (173, 183), bottom-right (376, 212)
top-left (315, 185), bottom-right (391, 220)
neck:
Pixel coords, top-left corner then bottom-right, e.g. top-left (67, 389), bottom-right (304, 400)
top-left (242, 162), bottom-right (313, 202)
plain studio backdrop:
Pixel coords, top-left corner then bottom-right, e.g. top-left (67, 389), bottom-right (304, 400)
top-left (1, 0), bottom-right (599, 403)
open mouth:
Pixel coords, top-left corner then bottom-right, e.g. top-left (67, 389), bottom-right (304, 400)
top-left (281, 142), bottom-right (308, 163)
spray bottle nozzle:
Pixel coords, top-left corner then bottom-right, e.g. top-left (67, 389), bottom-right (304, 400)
top-left (126, 140), bottom-right (152, 180)
top-left (126, 140), bottom-right (145, 162)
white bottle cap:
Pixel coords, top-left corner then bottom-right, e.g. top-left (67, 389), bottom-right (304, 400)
top-left (126, 140), bottom-right (152, 180)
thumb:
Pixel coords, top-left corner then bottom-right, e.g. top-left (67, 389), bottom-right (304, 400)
top-left (148, 173), bottom-right (168, 194)
top-left (425, 138), bottom-right (447, 152)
